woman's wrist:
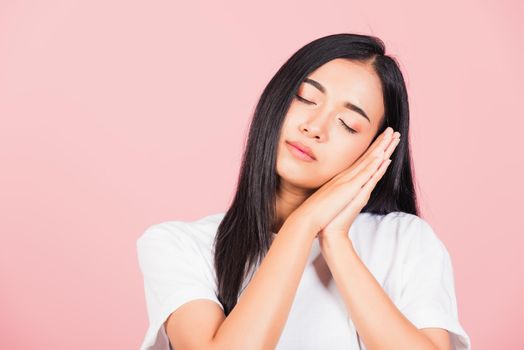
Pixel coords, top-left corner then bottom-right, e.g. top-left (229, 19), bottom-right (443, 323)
top-left (284, 211), bottom-right (319, 241)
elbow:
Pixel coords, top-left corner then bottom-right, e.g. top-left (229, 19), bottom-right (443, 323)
top-left (211, 335), bottom-right (268, 350)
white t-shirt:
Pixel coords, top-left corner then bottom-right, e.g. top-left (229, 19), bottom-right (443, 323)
top-left (136, 211), bottom-right (471, 350)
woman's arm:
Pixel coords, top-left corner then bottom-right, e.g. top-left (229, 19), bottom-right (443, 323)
top-left (211, 214), bottom-right (317, 350)
top-left (319, 234), bottom-right (448, 350)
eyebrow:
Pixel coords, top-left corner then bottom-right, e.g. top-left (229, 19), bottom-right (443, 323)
top-left (302, 77), bottom-right (371, 123)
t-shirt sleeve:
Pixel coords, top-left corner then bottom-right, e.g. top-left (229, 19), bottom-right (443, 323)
top-left (397, 218), bottom-right (471, 350)
top-left (136, 223), bottom-right (224, 350)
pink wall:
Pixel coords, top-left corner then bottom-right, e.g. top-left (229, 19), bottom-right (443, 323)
top-left (1, 0), bottom-right (522, 349)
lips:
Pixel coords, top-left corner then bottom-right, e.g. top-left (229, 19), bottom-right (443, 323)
top-left (286, 141), bottom-right (316, 160)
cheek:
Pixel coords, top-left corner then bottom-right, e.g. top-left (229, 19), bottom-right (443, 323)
top-left (324, 142), bottom-right (367, 175)
top-left (341, 144), bottom-right (364, 164)
top-left (281, 110), bottom-right (298, 130)
top-left (278, 112), bottom-right (300, 147)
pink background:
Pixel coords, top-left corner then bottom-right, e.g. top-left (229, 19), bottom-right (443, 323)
top-left (1, 0), bottom-right (522, 349)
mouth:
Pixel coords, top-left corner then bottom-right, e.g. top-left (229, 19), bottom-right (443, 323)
top-left (285, 141), bottom-right (316, 162)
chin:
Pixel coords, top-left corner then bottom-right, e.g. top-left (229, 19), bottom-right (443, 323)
top-left (276, 163), bottom-right (325, 189)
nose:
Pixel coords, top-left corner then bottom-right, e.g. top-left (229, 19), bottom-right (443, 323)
top-left (299, 108), bottom-right (334, 142)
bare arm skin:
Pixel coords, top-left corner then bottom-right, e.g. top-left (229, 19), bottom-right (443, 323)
top-left (212, 214), bottom-right (317, 349)
top-left (165, 126), bottom-right (453, 349)
top-left (165, 214), bottom-right (318, 350)
top-left (319, 234), bottom-right (448, 350)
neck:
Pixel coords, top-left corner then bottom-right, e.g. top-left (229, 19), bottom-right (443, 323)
top-left (272, 179), bottom-right (315, 233)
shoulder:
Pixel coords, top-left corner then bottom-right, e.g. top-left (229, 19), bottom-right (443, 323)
top-left (136, 212), bottom-right (226, 257)
top-left (380, 211), bottom-right (448, 256)
top-left (352, 211), bottom-right (450, 266)
top-left (357, 211), bottom-right (445, 245)
top-left (357, 211), bottom-right (435, 232)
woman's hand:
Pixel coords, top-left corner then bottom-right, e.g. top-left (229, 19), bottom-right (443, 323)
top-left (289, 127), bottom-right (401, 240)
top-left (319, 128), bottom-right (401, 241)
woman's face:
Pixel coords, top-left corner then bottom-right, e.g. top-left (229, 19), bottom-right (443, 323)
top-left (276, 58), bottom-right (385, 189)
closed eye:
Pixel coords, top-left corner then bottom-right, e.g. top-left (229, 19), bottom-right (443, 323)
top-left (338, 118), bottom-right (357, 134)
top-left (295, 94), bottom-right (315, 105)
top-left (296, 94), bottom-right (357, 134)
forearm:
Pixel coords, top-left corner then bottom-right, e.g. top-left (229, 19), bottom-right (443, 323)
top-left (319, 235), bottom-right (438, 350)
top-left (213, 215), bottom-right (317, 350)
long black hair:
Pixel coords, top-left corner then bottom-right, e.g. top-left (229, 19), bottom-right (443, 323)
top-left (213, 33), bottom-right (419, 316)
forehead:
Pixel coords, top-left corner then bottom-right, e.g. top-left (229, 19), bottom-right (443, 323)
top-left (302, 58), bottom-right (384, 126)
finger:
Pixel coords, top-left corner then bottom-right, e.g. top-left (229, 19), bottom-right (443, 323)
top-left (312, 156), bottom-right (388, 232)
top-left (332, 151), bottom-right (379, 186)
top-left (347, 128), bottom-right (393, 176)
top-left (329, 128), bottom-right (394, 185)
top-left (338, 143), bottom-right (386, 184)
top-left (356, 127), bottom-right (393, 165)
top-left (325, 155), bottom-right (383, 207)
top-left (361, 158), bottom-right (391, 191)
top-left (384, 134), bottom-right (401, 160)
top-left (333, 158), bottom-right (390, 221)
top-left (362, 159), bottom-right (391, 188)
top-left (346, 153), bottom-right (384, 189)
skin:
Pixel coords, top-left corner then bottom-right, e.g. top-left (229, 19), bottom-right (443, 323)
top-left (274, 58), bottom-right (451, 349)
top-left (273, 58), bottom-right (385, 232)
top-left (164, 58), bottom-right (450, 350)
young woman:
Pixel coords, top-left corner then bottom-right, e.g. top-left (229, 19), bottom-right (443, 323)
top-left (137, 33), bottom-right (471, 350)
